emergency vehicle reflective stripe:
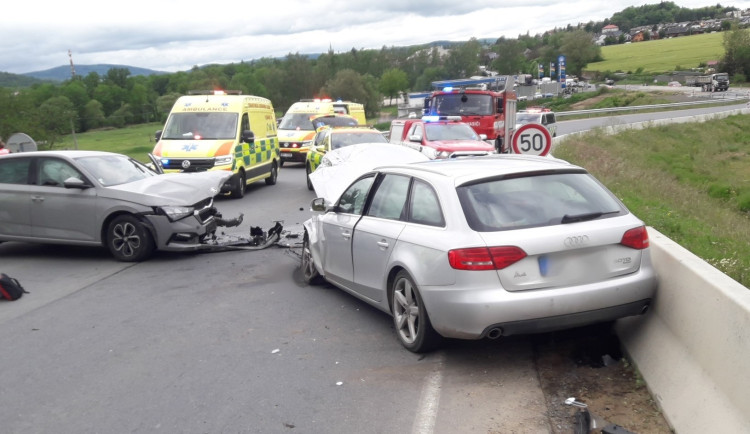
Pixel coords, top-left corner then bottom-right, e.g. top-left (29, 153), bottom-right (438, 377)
top-left (232, 137), bottom-right (279, 169)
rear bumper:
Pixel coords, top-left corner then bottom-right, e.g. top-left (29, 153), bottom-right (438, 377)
top-left (419, 266), bottom-right (657, 340)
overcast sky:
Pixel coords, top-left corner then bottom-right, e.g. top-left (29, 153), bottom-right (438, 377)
top-left (2, 1), bottom-right (749, 74)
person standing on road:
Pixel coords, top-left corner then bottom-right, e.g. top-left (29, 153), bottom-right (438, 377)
top-left (0, 136), bottom-right (10, 155)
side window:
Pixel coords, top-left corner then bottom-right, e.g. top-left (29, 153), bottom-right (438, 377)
top-left (367, 174), bottom-right (410, 220)
top-left (313, 130), bottom-right (328, 148)
top-left (37, 158), bottom-right (83, 187)
top-left (408, 124), bottom-right (422, 140)
top-left (409, 180), bottom-right (445, 227)
top-left (337, 175), bottom-right (376, 215)
top-left (0, 158), bottom-right (31, 185)
top-left (390, 124), bottom-right (404, 143)
top-left (241, 113), bottom-right (250, 134)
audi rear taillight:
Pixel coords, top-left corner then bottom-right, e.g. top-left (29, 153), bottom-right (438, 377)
top-left (448, 246), bottom-right (527, 270)
top-left (621, 226), bottom-right (649, 250)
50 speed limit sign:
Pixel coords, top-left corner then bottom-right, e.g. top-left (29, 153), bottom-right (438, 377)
top-left (511, 123), bottom-right (552, 156)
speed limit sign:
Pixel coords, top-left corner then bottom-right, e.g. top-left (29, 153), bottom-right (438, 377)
top-left (511, 123), bottom-right (552, 156)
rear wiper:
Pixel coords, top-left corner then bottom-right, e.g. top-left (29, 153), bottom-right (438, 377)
top-left (561, 210), bottom-right (618, 224)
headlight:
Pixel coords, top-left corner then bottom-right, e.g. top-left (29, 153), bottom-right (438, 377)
top-left (158, 206), bottom-right (194, 221)
top-left (436, 151), bottom-right (451, 159)
top-left (214, 155), bottom-right (233, 166)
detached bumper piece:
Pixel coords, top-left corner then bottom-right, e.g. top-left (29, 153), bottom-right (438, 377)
top-left (200, 218), bottom-right (285, 252)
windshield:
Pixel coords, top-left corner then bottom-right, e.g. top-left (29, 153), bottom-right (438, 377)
top-left (162, 112), bottom-right (238, 140)
top-left (432, 93), bottom-right (493, 116)
top-left (424, 123), bottom-right (479, 141)
top-left (279, 113), bottom-right (316, 131)
top-left (458, 172), bottom-right (625, 231)
top-left (76, 155), bottom-right (157, 187)
top-left (516, 113), bottom-right (543, 124)
top-left (331, 131), bottom-right (387, 150)
top-left (313, 115), bottom-right (358, 130)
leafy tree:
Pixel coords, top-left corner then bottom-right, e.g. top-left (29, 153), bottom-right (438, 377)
top-left (444, 38), bottom-right (481, 78)
top-left (38, 96), bottom-right (75, 148)
top-left (105, 68), bottom-right (131, 88)
top-left (560, 30), bottom-right (602, 76)
top-left (490, 37), bottom-right (527, 75)
top-left (721, 25), bottom-right (750, 76)
top-left (83, 100), bottom-right (106, 130)
top-left (321, 69), bottom-right (381, 118)
top-left (379, 68), bottom-right (408, 105)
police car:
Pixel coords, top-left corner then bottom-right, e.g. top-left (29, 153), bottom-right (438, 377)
top-left (516, 107), bottom-right (557, 137)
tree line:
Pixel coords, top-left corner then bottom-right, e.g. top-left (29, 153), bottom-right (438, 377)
top-left (0, 1), bottom-right (747, 148)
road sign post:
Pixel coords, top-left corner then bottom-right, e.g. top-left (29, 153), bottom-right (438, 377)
top-left (511, 123), bottom-right (552, 156)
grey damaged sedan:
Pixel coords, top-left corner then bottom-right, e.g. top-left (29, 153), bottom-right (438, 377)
top-left (302, 155), bottom-right (657, 352)
top-left (0, 150), bottom-right (232, 261)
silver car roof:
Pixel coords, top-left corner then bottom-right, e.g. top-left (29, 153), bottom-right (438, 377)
top-left (371, 155), bottom-right (582, 186)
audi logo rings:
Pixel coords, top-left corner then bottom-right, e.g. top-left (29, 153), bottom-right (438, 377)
top-left (564, 235), bottom-right (589, 248)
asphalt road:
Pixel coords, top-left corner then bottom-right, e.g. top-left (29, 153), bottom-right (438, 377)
top-left (0, 166), bottom-right (551, 434)
top-left (3, 100), bottom-right (743, 433)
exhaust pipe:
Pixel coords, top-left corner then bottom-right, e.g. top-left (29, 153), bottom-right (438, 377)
top-left (486, 327), bottom-right (503, 339)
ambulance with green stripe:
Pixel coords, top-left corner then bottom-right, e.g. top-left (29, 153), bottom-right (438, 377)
top-left (278, 99), bottom-right (366, 166)
top-left (153, 90), bottom-right (279, 199)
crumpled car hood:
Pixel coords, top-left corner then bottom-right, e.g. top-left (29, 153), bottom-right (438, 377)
top-left (103, 171), bottom-right (232, 205)
top-left (309, 143), bottom-right (428, 202)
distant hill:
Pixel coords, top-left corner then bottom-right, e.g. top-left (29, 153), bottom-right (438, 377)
top-left (21, 64), bottom-right (168, 82)
top-left (0, 71), bottom-right (51, 87)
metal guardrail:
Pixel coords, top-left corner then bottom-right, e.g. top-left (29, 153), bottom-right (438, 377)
top-left (557, 94), bottom-right (748, 118)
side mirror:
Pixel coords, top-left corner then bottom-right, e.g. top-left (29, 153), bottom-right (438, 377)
top-left (63, 177), bottom-right (90, 189)
top-left (479, 134), bottom-right (487, 140)
top-left (409, 135), bottom-right (422, 143)
top-left (310, 197), bottom-right (328, 212)
top-left (241, 130), bottom-right (255, 143)
top-left (155, 130), bottom-right (162, 141)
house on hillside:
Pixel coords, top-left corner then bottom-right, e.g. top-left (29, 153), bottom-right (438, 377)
top-left (602, 24), bottom-right (620, 34)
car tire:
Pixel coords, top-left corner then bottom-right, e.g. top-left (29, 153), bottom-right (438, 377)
top-left (265, 162), bottom-right (278, 186)
top-left (391, 270), bottom-right (441, 353)
top-left (106, 215), bottom-right (155, 262)
top-left (306, 164), bottom-right (314, 191)
top-left (279, 159), bottom-right (285, 167)
top-left (301, 232), bottom-right (324, 285)
top-left (230, 171), bottom-right (246, 198)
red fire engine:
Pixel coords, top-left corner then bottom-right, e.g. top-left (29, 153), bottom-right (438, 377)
top-left (422, 76), bottom-right (518, 153)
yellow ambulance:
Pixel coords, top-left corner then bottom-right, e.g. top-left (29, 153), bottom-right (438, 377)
top-left (277, 99), bottom-right (366, 166)
top-left (152, 90), bottom-right (279, 199)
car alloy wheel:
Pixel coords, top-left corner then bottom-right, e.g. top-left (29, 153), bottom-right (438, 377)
top-left (391, 271), bottom-right (440, 352)
top-left (107, 215), bottom-right (154, 262)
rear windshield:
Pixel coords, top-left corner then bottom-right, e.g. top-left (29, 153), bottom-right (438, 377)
top-left (331, 131), bottom-right (387, 149)
top-left (457, 172), bottom-right (626, 231)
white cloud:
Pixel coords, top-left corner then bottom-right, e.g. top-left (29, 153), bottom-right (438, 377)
top-left (1, 0), bottom-right (748, 74)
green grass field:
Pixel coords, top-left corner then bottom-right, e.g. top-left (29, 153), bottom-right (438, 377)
top-left (553, 114), bottom-right (750, 287)
top-left (587, 32), bottom-right (726, 74)
top-left (56, 123), bottom-right (163, 163)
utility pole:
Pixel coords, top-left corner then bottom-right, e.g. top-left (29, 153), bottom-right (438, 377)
top-left (68, 49), bottom-right (76, 78)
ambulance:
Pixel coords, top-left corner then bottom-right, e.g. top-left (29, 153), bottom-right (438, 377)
top-left (277, 99), bottom-right (366, 165)
top-left (152, 90), bottom-right (280, 199)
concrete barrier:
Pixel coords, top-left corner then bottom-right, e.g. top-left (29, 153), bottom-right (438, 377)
top-left (615, 228), bottom-right (750, 433)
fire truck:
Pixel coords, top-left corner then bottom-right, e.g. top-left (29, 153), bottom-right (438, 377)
top-left (422, 76), bottom-right (518, 153)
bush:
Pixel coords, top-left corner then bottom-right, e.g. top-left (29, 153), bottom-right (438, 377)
top-left (738, 191), bottom-right (750, 212)
top-left (707, 183), bottom-right (732, 199)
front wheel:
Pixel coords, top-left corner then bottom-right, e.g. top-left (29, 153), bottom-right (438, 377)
top-left (230, 171), bottom-right (246, 199)
top-left (301, 232), bottom-right (323, 285)
top-left (265, 162), bottom-right (278, 186)
top-left (306, 164), bottom-right (314, 191)
top-left (391, 271), bottom-right (441, 353)
top-left (106, 215), bottom-right (155, 262)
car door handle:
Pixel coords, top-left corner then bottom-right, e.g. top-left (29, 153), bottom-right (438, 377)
top-left (341, 230), bottom-right (351, 240)
top-left (31, 195), bottom-right (44, 202)
top-left (377, 240), bottom-right (389, 248)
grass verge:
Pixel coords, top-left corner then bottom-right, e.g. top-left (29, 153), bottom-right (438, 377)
top-left (553, 114), bottom-right (750, 287)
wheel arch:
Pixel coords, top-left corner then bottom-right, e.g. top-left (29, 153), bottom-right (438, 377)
top-left (385, 265), bottom-right (407, 313)
top-left (100, 211), bottom-right (157, 248)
